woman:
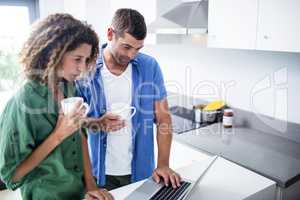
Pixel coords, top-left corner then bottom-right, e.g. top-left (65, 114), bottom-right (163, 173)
top-left (0, 13), bottom-right (113, 200)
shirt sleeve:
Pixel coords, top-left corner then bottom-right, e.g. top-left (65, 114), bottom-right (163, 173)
top-left (152, 59), bottom-right (167, 101)
top-left (0, 99), bottom-right (36, 190)
top-left (75, 80), bottom-right (88, 103)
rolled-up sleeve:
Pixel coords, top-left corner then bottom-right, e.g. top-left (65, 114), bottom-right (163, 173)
top-left (0, 99), bottom-right (35, 190)
top-left (152, 60), bottom-right (167, 101)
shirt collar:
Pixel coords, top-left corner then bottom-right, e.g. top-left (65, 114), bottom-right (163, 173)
top-left (27, 79), bottom-right (75, 98)
top-left (27, 79), bottom-right (49, 97)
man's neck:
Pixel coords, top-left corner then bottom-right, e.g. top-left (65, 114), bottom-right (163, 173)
top-left (103, 48), bottom-right (128, 76)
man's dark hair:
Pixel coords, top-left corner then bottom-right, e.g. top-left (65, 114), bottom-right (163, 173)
top-left (112, 8), bottom-right (147, 40)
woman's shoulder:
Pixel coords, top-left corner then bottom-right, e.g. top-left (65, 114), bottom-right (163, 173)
top-left (0, 83), bottom-right (32, 117)
top-left (2, 81), bottom-right (50, 116)
top-left (12, 82), bottom-right (38, 108)
top-left (0, 94), bottom-right (20, 130)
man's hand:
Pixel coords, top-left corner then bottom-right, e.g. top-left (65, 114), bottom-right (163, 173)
top-left (85, 188), bottom-right (114, 200)
top-left (85, 113), bottom-right (126, 132)
top-left (152, 166), bottom-right (182, 188)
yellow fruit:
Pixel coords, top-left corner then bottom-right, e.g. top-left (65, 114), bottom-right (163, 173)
top-left (203, 100), bottom-right (226, 111)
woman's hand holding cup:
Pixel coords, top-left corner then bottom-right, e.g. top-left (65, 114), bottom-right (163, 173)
top-left (53, 97), bottom-right (90, 141)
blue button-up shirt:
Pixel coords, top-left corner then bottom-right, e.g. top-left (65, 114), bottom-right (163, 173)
top-left (75, 44), bottom-right (167, 186)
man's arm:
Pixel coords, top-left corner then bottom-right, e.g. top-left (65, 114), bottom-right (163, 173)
top-left (153, 99), bottom-right (181, 188)
top-left (155, 99), bottom-right (172, 168)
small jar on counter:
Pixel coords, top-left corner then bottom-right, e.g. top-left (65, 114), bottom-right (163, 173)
top-left (223, 109), bottom-right (234, 128)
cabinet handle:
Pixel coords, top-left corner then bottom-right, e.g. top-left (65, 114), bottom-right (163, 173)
top-left (264, 35), bottom-right (269, 39)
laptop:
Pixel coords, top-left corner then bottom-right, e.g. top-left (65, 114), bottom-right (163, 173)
top-left (124, 156), bottom-right (218, 200)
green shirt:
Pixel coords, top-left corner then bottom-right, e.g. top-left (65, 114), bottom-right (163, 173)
top-left (0, 80), bottom-right (85, 200)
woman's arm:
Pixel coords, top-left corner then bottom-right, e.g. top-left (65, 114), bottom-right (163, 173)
top-left (81, 131), bottom-right (97, 190)
top-left (81, 129), bottom-right (115, 200)
top-left (12, 129), bottom-right (62, 182)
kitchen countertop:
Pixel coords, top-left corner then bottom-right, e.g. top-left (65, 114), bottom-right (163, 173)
top-left (173, 122), bottom-right (300, 188)
top-left (111, 156), bottom-right (276, 200)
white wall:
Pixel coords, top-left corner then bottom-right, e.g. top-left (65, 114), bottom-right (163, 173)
top-left (64, 0), bottom-right (86, 20)
top-left (39, 0), bottom-right (107, 38)
top-left (110, 0), bottom-right (156, 24)
top-left (39, 0), bottom-right (156, 42)
top-left (142, 44), bottom-right (300, 124)
top-left (85, 0), bottom-right (111, 41)
top-left (39, 0), bottom-right (64, 18)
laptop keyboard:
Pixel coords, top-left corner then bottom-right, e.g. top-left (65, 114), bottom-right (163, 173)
top-left (149, 181), bottom-right (191, 200)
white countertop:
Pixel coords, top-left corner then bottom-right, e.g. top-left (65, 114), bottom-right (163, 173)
top-left (111, 156), bottom-right (276, 200)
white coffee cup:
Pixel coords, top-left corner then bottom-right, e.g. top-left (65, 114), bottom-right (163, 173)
top-left (61, 97), bottom-right (90, 116)
top-left (108, 103), bottom-right (136, 120)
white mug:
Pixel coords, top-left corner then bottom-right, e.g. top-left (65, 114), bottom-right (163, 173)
top-left (108, 103), bottom-right (136, 120)
top-left (61, 97), bottom-right (90, 116)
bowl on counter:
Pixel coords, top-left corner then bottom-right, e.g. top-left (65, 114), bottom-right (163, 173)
top-left (202, 110), bottom-right (223, 123)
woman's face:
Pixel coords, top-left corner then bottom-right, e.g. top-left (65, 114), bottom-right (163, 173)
top-left (59, 43), bottom-right (92, 82)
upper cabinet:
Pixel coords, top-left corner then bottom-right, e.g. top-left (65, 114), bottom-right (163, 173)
top-left (256, 0), bottom-right (300, 52)
top-left (208, 0), bottom-right (300, 53)
top-left (208, 0), bottom-right (258, 50)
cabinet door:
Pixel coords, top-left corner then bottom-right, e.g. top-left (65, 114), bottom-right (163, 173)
top-left (208, 0), bottom-right (258, 50)
top-left (257, 0), bottom-right (300, 52)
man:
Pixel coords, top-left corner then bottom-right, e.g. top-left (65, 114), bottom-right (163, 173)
top-left (76, 8), bottom-right (181, 191)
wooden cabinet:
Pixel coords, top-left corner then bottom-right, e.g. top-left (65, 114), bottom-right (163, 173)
top-left (208, 0), bottom-right (300, 52)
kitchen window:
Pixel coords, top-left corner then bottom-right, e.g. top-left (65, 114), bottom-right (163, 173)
top-left (0, 0), bottom-right (39, 112)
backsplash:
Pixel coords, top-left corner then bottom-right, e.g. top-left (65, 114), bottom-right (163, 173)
top-left (167, 91), bottom-right (300, 144)
top-left (142, 44), bottom-right (300, 125)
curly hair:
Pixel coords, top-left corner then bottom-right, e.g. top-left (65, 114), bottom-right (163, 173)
top-left (20, 13), bottom-right (99, 84)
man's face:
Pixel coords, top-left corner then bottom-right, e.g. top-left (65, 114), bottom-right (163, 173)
top-left (109, 30), bottom-right (144, 66)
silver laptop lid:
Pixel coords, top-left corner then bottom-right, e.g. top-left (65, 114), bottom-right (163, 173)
top-left (181, 155), bottom-right (218, 200)
top-left (125, 155), bottom-right (218, 200)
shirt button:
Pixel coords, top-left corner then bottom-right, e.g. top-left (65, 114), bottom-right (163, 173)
top-left (72, 137), bottom-right (76, 142)
top-left (72, 151), bottom-right (76, 155)
top-left (74, 165), bottom-right (80, 172)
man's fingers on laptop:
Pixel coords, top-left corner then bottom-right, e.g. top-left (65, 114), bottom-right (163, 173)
top-left (170, 172), bottom-right (181, 188)
top-left (152, 171), bottom-right (161, 183)
top-left (174, 173), bottom-right (181, 187)
top-left (170, 174), bottom-right (177, 189)
top-left (161, 174), bottom-right (170, 187)
top-left (154, 167), bottom-right (182, 187)
top-left (152, 170), bottom-right (168, 185)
